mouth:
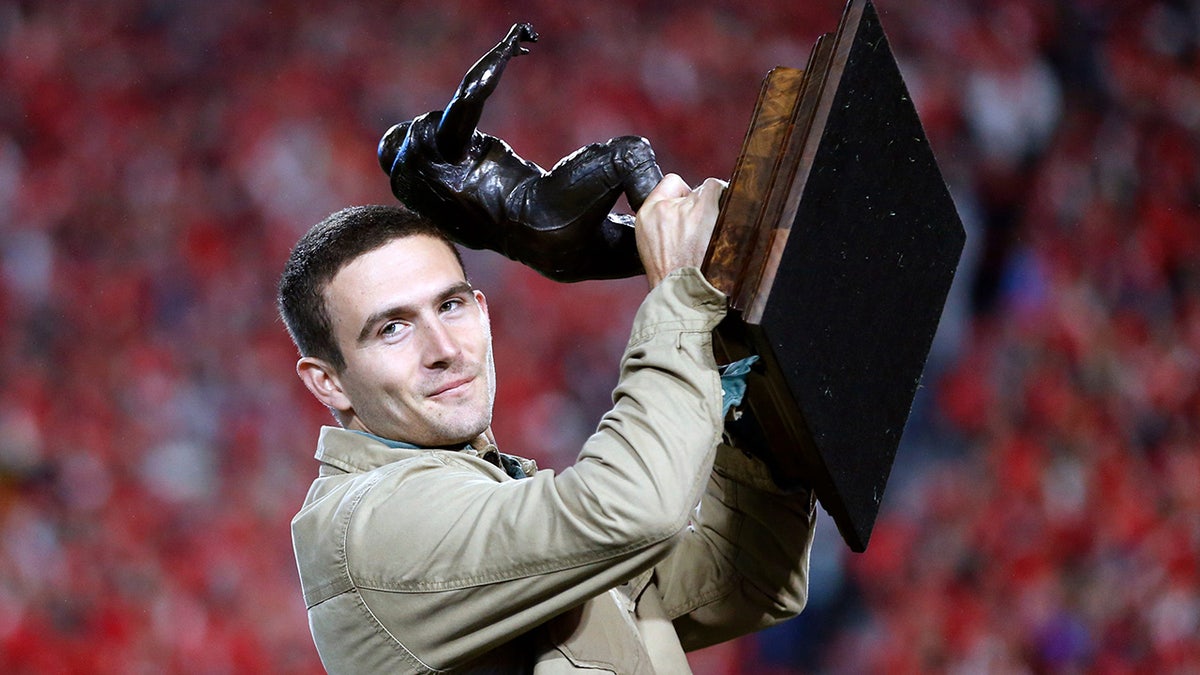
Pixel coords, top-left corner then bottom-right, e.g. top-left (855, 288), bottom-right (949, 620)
top-left (428, 376), bottom-right (474, 399)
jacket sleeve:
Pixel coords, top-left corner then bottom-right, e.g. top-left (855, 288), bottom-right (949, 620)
top-left (323, 268), bottom-right (729, 670)
top-left (651, 441), bottom-right (818, 651)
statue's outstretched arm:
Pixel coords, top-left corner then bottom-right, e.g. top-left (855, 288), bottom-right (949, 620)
top-left (436, 23), bottom-right (538, 161)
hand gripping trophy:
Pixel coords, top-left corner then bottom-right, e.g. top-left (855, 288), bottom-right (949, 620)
top-left (378, 23), bottom-right (664, 282)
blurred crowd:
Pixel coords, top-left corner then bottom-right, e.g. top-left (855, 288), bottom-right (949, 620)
top-left (1, 0), bottom-right (1197, 672)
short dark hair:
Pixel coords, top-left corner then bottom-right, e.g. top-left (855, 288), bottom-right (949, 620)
top-left (278, 204), bottom-right (464, 371)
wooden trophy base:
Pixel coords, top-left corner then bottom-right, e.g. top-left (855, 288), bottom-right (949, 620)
top-left (703, 0), bottom-right (966, 552)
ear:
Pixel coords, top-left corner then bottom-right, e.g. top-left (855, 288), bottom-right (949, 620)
top-left (297, 357), bottom-right (353, 416)
top-left (474, 289), bottom-right (490, 323)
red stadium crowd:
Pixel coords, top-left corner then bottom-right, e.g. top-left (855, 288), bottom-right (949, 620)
top-left (0, 0), bottom-right (1196, 672)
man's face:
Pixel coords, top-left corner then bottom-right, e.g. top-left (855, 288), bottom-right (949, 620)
top-left (314, 235), bottom-right (496, 446)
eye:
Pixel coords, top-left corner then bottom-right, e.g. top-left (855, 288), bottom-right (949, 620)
top-left (440, 297), bottom-right (465, 314)
top-left (379, 320), bottom-right (408, 339)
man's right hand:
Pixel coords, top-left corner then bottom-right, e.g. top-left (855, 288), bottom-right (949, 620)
top-left (635, 174), bottom-right (725, 289)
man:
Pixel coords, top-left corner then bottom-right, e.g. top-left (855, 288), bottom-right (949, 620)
top-left (278, 174), bottom-right (817, 673)
top-left (377, 22), bottom-right (663, 282)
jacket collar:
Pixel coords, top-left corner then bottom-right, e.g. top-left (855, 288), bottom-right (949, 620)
top-left (312, 426), bottom-right (536, 478)
top-left (313, 426), bottom-right (478, 473)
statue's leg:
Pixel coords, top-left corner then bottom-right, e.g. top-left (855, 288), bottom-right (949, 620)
top-left (502, 138), bottom-right (662, 281)
top-left (522, 136), bottom-right (662, 229)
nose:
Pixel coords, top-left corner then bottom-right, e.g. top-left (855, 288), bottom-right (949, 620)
top-left (420, 318), bottom-right (461, 369)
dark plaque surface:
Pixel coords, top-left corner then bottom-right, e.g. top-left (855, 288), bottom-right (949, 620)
top-left (707, 0), bottom-right (966, 551)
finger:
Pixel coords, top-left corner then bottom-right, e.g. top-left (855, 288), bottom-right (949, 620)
top-left (642, 173), bottom-right (691, 207)
top-left (694, 177), bottom-right (726, 211)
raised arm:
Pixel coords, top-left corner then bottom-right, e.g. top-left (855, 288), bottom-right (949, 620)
top-left (635, 177), bottom-right (816, 648)
top-left (436, 22), bottom-right (538, 161)
top-left (657, 443), bottom-right (817, 649)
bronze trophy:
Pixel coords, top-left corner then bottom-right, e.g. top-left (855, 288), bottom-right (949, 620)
top-left (377, 22), bottom-right (660, 283)
top-left (379, 1), bottom-right (966, 552)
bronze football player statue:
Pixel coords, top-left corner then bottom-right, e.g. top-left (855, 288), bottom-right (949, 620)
top-left (378, 23), bottom-right (664, 282)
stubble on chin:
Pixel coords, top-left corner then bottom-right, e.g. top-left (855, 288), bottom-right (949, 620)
top-left (424, 383), bottom-right (493, 446)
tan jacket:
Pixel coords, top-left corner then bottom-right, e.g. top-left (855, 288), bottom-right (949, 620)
top-left (292, 269), bottom-right (817, 673)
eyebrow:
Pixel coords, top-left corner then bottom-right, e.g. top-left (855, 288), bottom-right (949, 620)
top-left (355, 280), bottom-right (474, 345)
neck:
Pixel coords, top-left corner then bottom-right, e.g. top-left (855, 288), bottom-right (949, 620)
top-left (345, 419), bottom-right (495, 451)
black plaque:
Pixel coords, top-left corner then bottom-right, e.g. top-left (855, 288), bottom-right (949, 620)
top-left (706, 0), bottom-right (966, 551)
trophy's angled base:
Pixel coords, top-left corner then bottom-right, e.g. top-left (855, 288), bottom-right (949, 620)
top-left (705, 0), bottom-right (966, 552)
